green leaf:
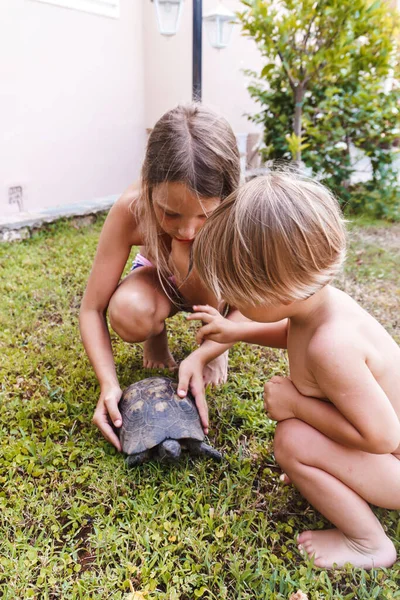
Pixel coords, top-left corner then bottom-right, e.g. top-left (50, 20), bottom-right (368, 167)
top-left (194, 587), bottom-right (209, 598)
top-left (261, 64), bottom-right (275, 78)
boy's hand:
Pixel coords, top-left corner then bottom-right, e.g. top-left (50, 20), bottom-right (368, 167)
top-left (187, 305), bottom-right (240, 345)
top-left (178, 353), bottom-right (209, 434)
top-left (92, 384), bottom-right (123, 451)
top-left (263, 376), bottom-right (299, 422)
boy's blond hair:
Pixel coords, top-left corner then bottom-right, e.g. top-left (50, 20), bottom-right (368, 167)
top-left (193, 172), bottom-right (347, 307)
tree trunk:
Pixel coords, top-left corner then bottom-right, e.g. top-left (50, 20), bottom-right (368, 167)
top-left (342, 133), bottom-right (352, 189)
top-left (293, 85), bottom-right (304, 164)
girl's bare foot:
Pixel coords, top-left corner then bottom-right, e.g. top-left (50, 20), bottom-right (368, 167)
top-left (279, 473), bottom-right (291, 485)
top-left (143, 327), bottom-right (177, 370)
top-left (297, 529), bottom-right (396, 569)
top-left (203, 350), bottom-right (228, 386)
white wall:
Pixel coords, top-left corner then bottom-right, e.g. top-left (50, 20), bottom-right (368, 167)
top-left (144, 0), bottom-right (264, 134)
top-left (0, 0), bottom-right (146, 215)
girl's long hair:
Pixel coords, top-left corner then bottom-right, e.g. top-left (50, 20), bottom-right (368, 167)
top-left (132, 104), bottom-right (241, 294)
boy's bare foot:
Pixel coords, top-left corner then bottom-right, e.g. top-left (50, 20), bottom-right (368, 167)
top-left (203, 350), bottom-right (228, 386)
top-left (143, 328), bottom-right (177, 370)
top-left (297, 529), bottom-right (396, 569)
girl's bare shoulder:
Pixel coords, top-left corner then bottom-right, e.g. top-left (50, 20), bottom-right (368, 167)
top-left (104, 183), bottom-right (144, 247)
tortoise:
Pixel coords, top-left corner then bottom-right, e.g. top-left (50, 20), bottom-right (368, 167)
top-left (118, 376), bottom-right (222, 466)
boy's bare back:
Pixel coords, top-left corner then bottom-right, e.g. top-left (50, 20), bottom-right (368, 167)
top-left (288, 285), bottom-right (400, 454)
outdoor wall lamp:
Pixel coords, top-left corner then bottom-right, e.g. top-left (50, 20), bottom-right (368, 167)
top-left (151, 0), bottom-right (236, 100)
top-left (203, 1), bottom-right (236, 49)
top-left (152, 0), bottom-right (184, 36)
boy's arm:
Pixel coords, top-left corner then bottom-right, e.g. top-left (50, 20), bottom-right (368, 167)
top-left (187, 305), bottom-right (288, 348)
top-left (277, 336), bottom-right (400, 454)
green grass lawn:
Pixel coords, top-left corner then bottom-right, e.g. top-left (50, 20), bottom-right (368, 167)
top-left (0, 216), bottom-right (399, 599)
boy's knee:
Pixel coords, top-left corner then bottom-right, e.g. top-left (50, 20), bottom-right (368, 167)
top-left (274, 419), bottom-right (309, 466)
top-left (109, 291), bottom-right (157, 342)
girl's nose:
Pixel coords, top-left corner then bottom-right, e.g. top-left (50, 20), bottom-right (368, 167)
top-left (178, 224), bottom-right (196, 239)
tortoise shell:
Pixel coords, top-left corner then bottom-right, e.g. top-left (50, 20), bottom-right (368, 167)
top-left (118, 376), bottom-right (204, 455)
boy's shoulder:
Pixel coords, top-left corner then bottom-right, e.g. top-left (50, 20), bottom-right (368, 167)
top-left (306, 319), bottom-right (362, 370)
top-left (306, 287), bottom-right (368, 363)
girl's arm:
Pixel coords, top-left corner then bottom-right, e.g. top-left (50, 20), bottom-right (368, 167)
top-left (177, 308), bottom-right (244, 426)
top-left (177, 308), bottom-right (288, 411)
top-left (79, 187), bottom-right (142, 450)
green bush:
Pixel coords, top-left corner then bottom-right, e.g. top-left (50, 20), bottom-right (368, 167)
top-left (239, 0), bottom-right (400, 220)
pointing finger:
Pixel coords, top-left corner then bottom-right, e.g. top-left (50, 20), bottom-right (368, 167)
top-left (192, 305), bottom-right (220, 315)
top-left (187, 312), bottom-right (214, 324)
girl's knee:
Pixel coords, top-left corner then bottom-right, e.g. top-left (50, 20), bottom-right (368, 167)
top-left (108, 290), bottom-right (158, 342)
top-left (274, 419), bottom-right (313, 467)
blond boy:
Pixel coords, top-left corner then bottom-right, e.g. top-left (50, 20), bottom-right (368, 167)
top-left (188, 173), bottom-right (400, 569)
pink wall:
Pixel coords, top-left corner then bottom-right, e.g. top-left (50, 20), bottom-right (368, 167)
top-left (143, 0), bottom-right (264, 134)
top-left (0, 0), bottom-right (146, 215)
top-left (0, 0), bottom-right (266, 216)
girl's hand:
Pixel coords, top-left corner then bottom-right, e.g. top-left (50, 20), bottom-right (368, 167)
top-left (92, 384), bottom-right (123, 451)
top-left (187, 305), bottom-right (240, 345)
top-left (177, 354), bottom-right (209, 434)
top-left (263, 376), bottom-right (299, 422)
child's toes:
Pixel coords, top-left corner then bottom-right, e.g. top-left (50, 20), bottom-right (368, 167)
top-left (297, 531), bottom-right (313, 546)
top-left (279, 473), bottom-right (291, 485)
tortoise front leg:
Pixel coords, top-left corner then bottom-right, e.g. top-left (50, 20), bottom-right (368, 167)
top-left (126, 450), bottom-right (151, 467)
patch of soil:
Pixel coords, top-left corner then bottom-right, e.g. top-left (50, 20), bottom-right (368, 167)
top-left (339, 224), bottom-right (400, 342)
top-left (349, 224), bottom-right (400, 253)
top-left (339, 277), bottom-right (399, 341)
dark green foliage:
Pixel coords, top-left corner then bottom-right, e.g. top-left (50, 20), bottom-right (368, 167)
top-left (239, 0), bottom-right (400, 220)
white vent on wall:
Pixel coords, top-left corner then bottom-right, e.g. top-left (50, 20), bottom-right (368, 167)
top-left (32, 0), bottom-right (120, 19)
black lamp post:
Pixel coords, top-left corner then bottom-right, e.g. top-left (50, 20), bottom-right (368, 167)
top-left (192, 0), bottom-right (202, 101)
